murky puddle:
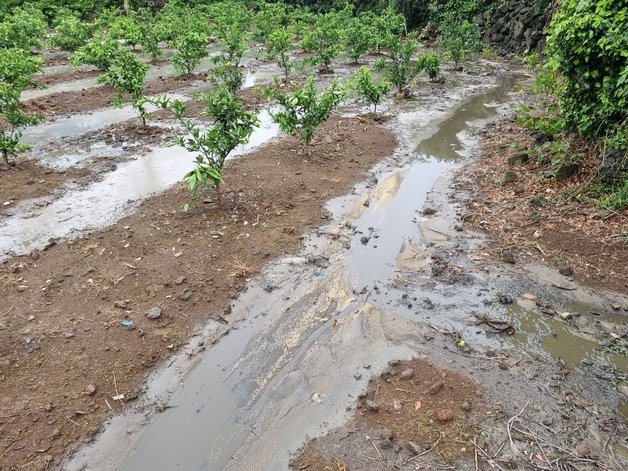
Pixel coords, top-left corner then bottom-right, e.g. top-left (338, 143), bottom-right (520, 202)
top-left (59, 76), bottom-right (526, 471)
top-left (0, 110), bottom-right (279, 260)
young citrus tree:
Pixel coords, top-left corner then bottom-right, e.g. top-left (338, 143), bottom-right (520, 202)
top-left (254, 1), bottom-right (289, 42)
top-left (418, 52), bottom-right (442, 81)
top-left (439, 19), bottom-right (483, 68)
top-left (264, 76), bottom-right (346, 148)
top-left (172, 31), bottom-right (209, 76)
top-left (150, 87), bottom-right (259, 207)
top-left (300, 11), bottom-right (345, 73)
top-left (345, 15), bottom-right (375, 64)
top-left (70, 34), bottom-right (124, 70)
top-left (49, 14), bottom-right (96, 52)
top-left (265, 28), bottom-right (294, 81)
top-left (0, 5), bottom-right (47, 50)
top-left (97, 50), bottom-right (150, 126)
top-left (374, 39), bottom-right (420, 94)
top-left (0, 48), bottom-right (44, 166)
top-left (351, 66), bottom-right (391, 114)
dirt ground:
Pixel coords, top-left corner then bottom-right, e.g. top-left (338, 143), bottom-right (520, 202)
top-left (0, 116), bottom-right (396, 470)
top-left (33, 69), bottom-right (101, 87)
top-left (0, 160), bottom-right (89, 208)
top-left (291, 358), bottom-right (485, 471)
top-left (22, 71), bottom-right (210, 117)
top-left (460, 119), bottom-right (628, 295)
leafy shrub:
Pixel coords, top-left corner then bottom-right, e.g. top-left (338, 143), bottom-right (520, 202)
top-left (0, 48), bottom-right (44, 165)
top-left (151, 87), bottom-right (259, 206)
top-left (108, 12), bottom-right (143, 50)
top-left (97, 50), bottom-right (150, 126)
top-left (0, 6), bottom-right (47, 50)
top-left (48, 14), bottom-right (96, 52)
top-left (264, 76), bottom-right (346, 146)
top-left (70, 34), bottom-right (124, 70)
top-left (351, 66), bottom-right (391, 114)
top-left (546, 0), bottom-right (627, 149)
top-left (265, 28), bottom-right (294, 81)
top-left (172, 32), bottom-right (209, 76)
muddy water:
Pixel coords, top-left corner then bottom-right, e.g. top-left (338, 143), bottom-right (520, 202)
top-left (0, 110), bottom-right (279, 260)
top-left (65, 77), bottom-right (522, 471)
top-left (59, 72), bottom-right (626, 471)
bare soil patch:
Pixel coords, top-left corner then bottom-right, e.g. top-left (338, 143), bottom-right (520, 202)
top-left (0, 160), bottom-right (88, 209)
top-left (0, 116), bottom-right (396, 470)
top-left (22, 72), bottom-right (209, 118)
top-left (460, 119), bottom-right (628, 294)
top-left (290, 358), bottom-right (485, 471)
top-left (33, 69), bottom-right (101, 87)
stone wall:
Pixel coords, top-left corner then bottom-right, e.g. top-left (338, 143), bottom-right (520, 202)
top-left (479, 0), bottom-right (555, 54)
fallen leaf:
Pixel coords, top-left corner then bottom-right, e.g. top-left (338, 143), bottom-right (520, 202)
top-left (522, 293), bottom-right (536, 300)
top-left (414, 400), bottom-right (422, 411)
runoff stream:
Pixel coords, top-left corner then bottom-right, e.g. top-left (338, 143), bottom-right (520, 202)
top-left (58, 74), bottom-right (627, 471)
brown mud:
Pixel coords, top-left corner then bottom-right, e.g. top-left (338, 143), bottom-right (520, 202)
top-left (22, 72), bottom-right (210, 118)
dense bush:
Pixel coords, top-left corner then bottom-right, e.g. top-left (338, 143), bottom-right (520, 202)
top-left (546, 0), bottom-right (627, 150)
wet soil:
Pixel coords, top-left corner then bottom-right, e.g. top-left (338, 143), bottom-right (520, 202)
top-left (461, 119), bottom-right (628, 294)
top-left (22, 72), bottom-right (210, 118)
top-left (0, 160), bottom-right (88, 209)
top-left (290, 358), bottom-right (486, 470)
top-left (0, 116), bottom-right (396, 470)
top-left (33, 69), bottom-right (101, 88)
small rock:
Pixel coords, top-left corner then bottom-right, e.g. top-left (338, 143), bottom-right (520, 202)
top-left (358, 391), bottom-right (367, 400)
top-left (501, 170), bottom-right (519, 184)
top-left (428, 381), bottom-right (444, 395)
top-left (175, 276), bottom-right (186, 285)
top-left (353, 372), bottom-right (362, 380)
top-left (393, 399), bottom-right (402, 410)
top-left (559, 266), bottom-right (574, 277)
top-left (388, 359), bottom-right (401, 367)
top-left (542, 417), bottom-right (553, 426)
top-left (399, 368), bottom-right (414, 380)
top-left (64, 331), bottom-right (75, 338)
top-left (422, 204), bottom-right (437, 215)
top-left (114, 300), bottom-right (129, 309)
top-left (576, 442), bottom-right (590, 457)
top-left (499, 295), bottom-right (513, 305)
top-left (380, 428), bottom-right (394, 448)
top-left (82, 383), bottom-right (97, 396)
top-left (437, 409), bottom-right (454, 422)
top-left (360, 235), bottom-right (370, 245)
top-left (501, 250), bottom-right (516, 264)
top-left (407, 441), bottom-right (422, 455)
top-left (44, 403), bottom-right (53, 412)
top-left (145, 307), bottom-right (162, 320)
top-left (365, 400), bottom-right (380, 412)
top-left (178, 288), bottom-right (193, 301)
top-left (51, 428), bottom-right (61, 439)
top-left (462, 401), bottom-right (471, 412)
top-left (380, 366), bottom-right (395, 378)
top-left (559, 311), bottom-right (573, 321)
